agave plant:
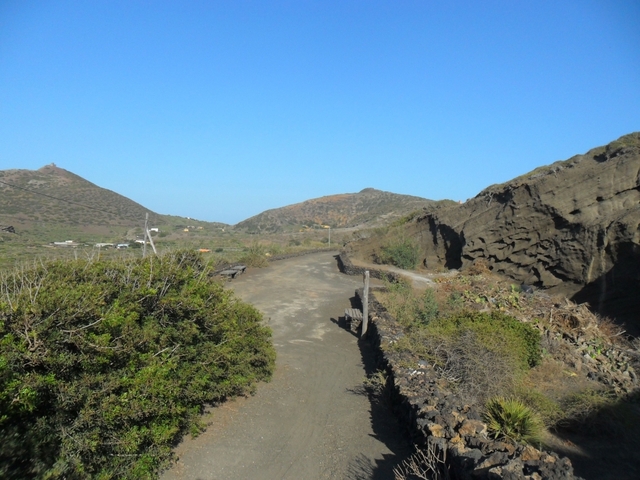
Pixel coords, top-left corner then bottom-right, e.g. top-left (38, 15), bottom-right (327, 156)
top-left (485, 397), bottom-right (544, 444)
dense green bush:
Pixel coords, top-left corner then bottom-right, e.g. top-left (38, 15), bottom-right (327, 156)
top-left (0, 251), bottom-right (275, 479)
top-left (379, 239), bottom-right (420, 270)
top-left (390, 310), bottom-right (541, 403)
top-left (427, 311), bottom-right (541, 370)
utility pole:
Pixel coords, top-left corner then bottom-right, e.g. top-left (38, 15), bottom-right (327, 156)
top-left (328, 226), bottom-right (331, 248)
top-left (143, 214), bottom-right (148, 258)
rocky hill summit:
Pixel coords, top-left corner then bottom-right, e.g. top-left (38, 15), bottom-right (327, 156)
top-left (416, 132), bottom-right (640, 332)
top-left (235, 188), bottom-right (437, 233)
top-left (0, 163), bottom-right (165, 228)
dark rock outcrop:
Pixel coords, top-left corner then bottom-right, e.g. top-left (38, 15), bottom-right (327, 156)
top-left (417, 133), bottom-right (640, 331)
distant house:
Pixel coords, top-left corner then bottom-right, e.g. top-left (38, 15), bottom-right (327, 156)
top-left (149, 228), bottom-right (159, 232)
top-left (52, 240), bottom-right (80, 248)
top-left (95, 243), bottom-right (114, 248)
top-left (116, 243), bottom-right (129, 249)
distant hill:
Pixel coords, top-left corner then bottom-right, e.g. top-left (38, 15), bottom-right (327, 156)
top-left (234, 188), bottom-right (437, 233)
top-left (0, 164), bottom-right (227, 238)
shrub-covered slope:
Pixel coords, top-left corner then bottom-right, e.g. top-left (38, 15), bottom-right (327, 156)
top-left (0, 251), bottom-right (275, 479)
top-left (0, 164), bottom-right (164, 228)
top-left (372, 268), bottom-right (640, 479)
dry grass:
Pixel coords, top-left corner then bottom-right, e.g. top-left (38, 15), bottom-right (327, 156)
top-left (466, 258), bottom-right (491, 276)
top-left (393, 441), bottom-right (450, 480)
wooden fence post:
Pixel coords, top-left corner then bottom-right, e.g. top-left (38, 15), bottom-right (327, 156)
top-left (362, 270), bottom-right (370, 337)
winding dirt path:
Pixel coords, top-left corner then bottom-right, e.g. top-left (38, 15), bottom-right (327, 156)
top-left (161, 252), bottom-right (410, 480)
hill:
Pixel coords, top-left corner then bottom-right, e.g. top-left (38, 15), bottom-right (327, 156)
top-left (349, 132), bottom-right (640, 333)
top-left (0, 164), bottom-right (227, 235)
top-left (0, 164), bottom-right (230, 267)
top-left (1, 164), bottom-right (167, 229)
top-left (234, 188), bottom-right (438, 233)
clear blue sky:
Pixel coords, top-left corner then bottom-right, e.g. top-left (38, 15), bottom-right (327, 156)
top-left (1, 1), bottom-right (639, 224)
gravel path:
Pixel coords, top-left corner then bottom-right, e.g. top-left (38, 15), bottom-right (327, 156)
top-left (161, 252), bottom-right (411, 480)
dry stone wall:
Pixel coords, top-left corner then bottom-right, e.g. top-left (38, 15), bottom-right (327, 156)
top-left (336, 251), bottom-right (401, 282)
top-left (356, 288), bottom-right (582, 480)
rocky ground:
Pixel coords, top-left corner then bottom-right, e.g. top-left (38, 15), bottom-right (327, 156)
top-left (338, 252), bottom-right (640, 480)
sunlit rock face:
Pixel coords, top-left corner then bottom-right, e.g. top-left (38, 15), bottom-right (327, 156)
top-left (417, 132), bottom-right (640, 332)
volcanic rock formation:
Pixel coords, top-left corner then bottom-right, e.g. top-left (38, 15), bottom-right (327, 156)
top-left (418, 133), bottom-right (640, 330)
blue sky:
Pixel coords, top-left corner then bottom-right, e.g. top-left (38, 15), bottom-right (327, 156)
top-left (1, 1), bottom-right (639, 224)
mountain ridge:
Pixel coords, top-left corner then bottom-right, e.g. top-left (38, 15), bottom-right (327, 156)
top-left (0, 164), bottom-right (233, 231)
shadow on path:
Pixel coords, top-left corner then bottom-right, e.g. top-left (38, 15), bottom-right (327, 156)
top-left (331, 312), bottom-right (414, 479)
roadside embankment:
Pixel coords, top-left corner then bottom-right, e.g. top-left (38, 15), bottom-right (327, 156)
top-left (337, 251), bottom-right (582, 479)
top-left (336, 251), bottom-right (401, 282)
top-left (357, 288), bottom-right (581, 480)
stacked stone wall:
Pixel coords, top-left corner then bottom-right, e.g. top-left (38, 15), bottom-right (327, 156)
top-left (340, 251), bottom-right (582, 479)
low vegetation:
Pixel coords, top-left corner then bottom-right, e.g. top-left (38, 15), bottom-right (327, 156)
top-left (376, 268), bottom-right (640, 456)
top-left (0, 251), bottom-right (275, 479)
top-left (485, 397), bottom-right (544, 444)
top-left (378, 238), bottom-right (420, 270)
top-left (376, 280), bottom-right (438, 327)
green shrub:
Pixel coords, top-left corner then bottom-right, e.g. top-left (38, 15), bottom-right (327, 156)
top-left (378, 281), bottom-right (438, 328)
top-left (427, 311), bottom-right (541, 370)
top-left (389, 310), bottom-right (541, 404)
top-left (485, 397), bottom-right (544, 444)
top-left (0, 251), bottom-right (275, 479)
top-left (379, 239), bottom-right (420, 270)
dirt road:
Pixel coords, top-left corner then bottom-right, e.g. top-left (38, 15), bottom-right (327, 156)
top-left (161, 252), bottom-right (411, 480)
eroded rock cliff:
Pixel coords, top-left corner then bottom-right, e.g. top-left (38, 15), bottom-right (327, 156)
top-left (418, 132), bottom-right (640, 330)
